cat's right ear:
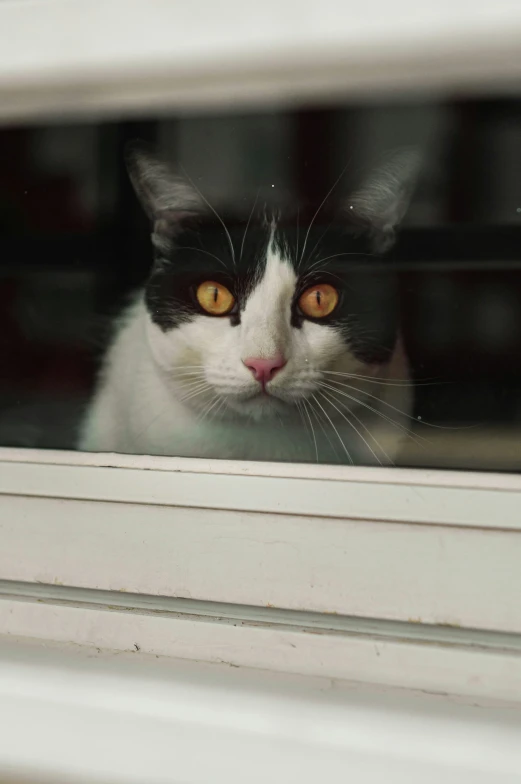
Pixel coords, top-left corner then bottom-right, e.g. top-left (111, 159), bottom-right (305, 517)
top-left (347, 148), bottom-right (421, 254)
top-left (125, 141), bottom-right (204, 252)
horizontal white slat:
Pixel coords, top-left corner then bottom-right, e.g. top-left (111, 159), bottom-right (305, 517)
top-left (1, 0), bottom-right (521, 121)
top-left (1, 637), bottom-right (521, 784)
top-left (5, 445), bottom-right (521, 488)
top-left (1, 451), bottom-right (521, 631)
top-left (2, 491), bottom-right (521, 632)
top-left (2, 599), bottom-right (521, 704)
top-left (1, 452), bottom-right (521, 528)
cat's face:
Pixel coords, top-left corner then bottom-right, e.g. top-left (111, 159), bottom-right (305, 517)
top-left (128, 145), bottom-right (418, 422)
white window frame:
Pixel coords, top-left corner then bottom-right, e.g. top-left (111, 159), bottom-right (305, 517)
top-left (2, 1), bottom-right (521, 779)
top-left (2, 446), bottom-right (521, 702)
top-left (1, 0), bottom-right (521, 121)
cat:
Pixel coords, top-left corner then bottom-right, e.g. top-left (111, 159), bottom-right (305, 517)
top-left (79, 143), bottom-right (419, 465)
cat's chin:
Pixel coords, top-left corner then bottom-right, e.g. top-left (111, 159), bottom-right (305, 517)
top-left (222, 390), bottom-right (297, 421)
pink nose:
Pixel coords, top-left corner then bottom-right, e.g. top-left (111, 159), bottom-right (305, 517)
top-left (243, 355), bottom-right (286, 386)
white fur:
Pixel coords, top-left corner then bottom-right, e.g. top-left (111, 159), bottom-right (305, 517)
top-left (80, 244), bottom-right (412, 465)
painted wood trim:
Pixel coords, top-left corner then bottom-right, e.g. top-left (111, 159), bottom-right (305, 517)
top-left (1, 488), bottom-right (520, 631)
top-left (1, 633), bottom-right (521, 784)
top-left (1, 0), bottom-right (521, 122)
top-left (1, 451), bottom-right (521, 529)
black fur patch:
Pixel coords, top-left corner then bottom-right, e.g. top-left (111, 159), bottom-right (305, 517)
top-left (145, 207), bottom-right (398, 365)
top-left (145, 214), bottom-right (270, 330)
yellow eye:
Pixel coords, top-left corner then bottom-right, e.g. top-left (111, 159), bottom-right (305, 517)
top-left (196, 281), bottom-right (235, 316)
top-left (298, 283), bottom-right (338, 319)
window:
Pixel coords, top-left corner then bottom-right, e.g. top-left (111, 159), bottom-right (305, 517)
top-left (2, 2), bottom-right (521, 780)
top-left (3, 102), bottom-right (521, 471)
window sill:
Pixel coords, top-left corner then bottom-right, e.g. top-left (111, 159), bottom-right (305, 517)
top-left (0, 446), bottom-right (521, 703)
top-left (2, 636), bottom-right (521, 784)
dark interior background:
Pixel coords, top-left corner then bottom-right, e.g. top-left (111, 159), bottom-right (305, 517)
top-left (2, 98), bottom-right (521, 469)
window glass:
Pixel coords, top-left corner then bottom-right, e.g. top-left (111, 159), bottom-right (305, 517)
top-left (2, 99), bottom-right (521, 471)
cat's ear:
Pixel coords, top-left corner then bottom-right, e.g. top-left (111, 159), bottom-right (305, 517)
top-left (347, 148), bottom-right (421, 253)
top-left (125, 141), bottom-right (204, 252)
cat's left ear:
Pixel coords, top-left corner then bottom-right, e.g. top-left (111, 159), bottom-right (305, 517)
top-left (347, 148), bottom-right (421, 253)
top-left (125, 141), bottom-right (205, 252)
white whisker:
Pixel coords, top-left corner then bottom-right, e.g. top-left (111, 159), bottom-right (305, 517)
top-left (179, 383), bottom-right (212, 403)
top-left (304, 251), bottom-right (374, 276)
top-left (176, 381), bottom-right (209, 395)
top-left (305, 221), bottom-right (333, 269)
top-left (319, 388), bottom-right (388, 465)
top-left (177, 378), bottom-right (209, 390)
top-left (132, 407), bottom-right (169, 446)
top-left (173, 373), bottom-right (206, 385)
top-left (240, 191), bottom-right (259, 262)
top-left (324, 377), bottom-right (457, 430)
top-left (318, 381), bottom-right (427, 448)
top-left (212, 396), bottom-right (228, 421)
top-left (172, 376), bottom-right (205, 385)
top-left (323, 370), bottom-right (444, 388)
top-left (177, 246), bottom-right (228, 271)
top-left (306, 397), bottom-right (342, 461)
top-left (298, 163), bottom-right (350, 269)
top-left (295, 400), bottom-right (307, 436)
top-left (180, 166), bottom-right (236, 266)
top-left (301, 399), bottom-right (319, 462)
top-left (197, 394), bottom-right (222, 422)
top-left (295, 206), bottom-right (300, 263)
top-left (312, 394), bottom-right (353, 464)
top-left (171, 369), bottom-right (205, 377)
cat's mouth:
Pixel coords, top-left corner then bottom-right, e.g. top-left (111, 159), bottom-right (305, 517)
top-left (231, 384), bottom-right (314, 418)
top-left (225, 378), bottom-right (317, 405)
top-left (246, 388), bottom-right (284, 404)
top-left (218, 384), bottom-right (298, 419)
top-left (205, 372), bottom-right (322, 417)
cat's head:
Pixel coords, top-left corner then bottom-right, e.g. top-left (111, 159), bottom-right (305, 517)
top-left (127, 143), bottom-right (419, 422)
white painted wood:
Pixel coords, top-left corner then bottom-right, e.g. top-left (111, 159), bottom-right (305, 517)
top-left (1, 637), bottom-right (521, 784)
top-left (4, 445), bottom-right (521, 489)
top-left (0, 0), bottom-right (521, 123)
top-left (1, 450), bottom-right (521, 631)
top-left (2, 596), bottom-right (521, 704)
top-left (2, 450), bottom-right (521, 528)
top-left (1, 489), bottom-right (521, 632)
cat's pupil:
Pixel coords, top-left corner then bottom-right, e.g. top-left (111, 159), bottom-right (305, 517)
top-left (213, 287), bottom-right (218, 303)
top-left (316, 290), bottom-right (321, 306)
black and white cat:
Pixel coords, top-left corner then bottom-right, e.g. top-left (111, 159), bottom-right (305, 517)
top-left (79, 144), bottom-right (419, 464)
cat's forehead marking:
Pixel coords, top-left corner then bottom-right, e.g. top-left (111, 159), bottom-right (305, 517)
top-left (239, 235), bottom-right (297, 358)
top-left (247, 231), bottom-right (297, 304)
